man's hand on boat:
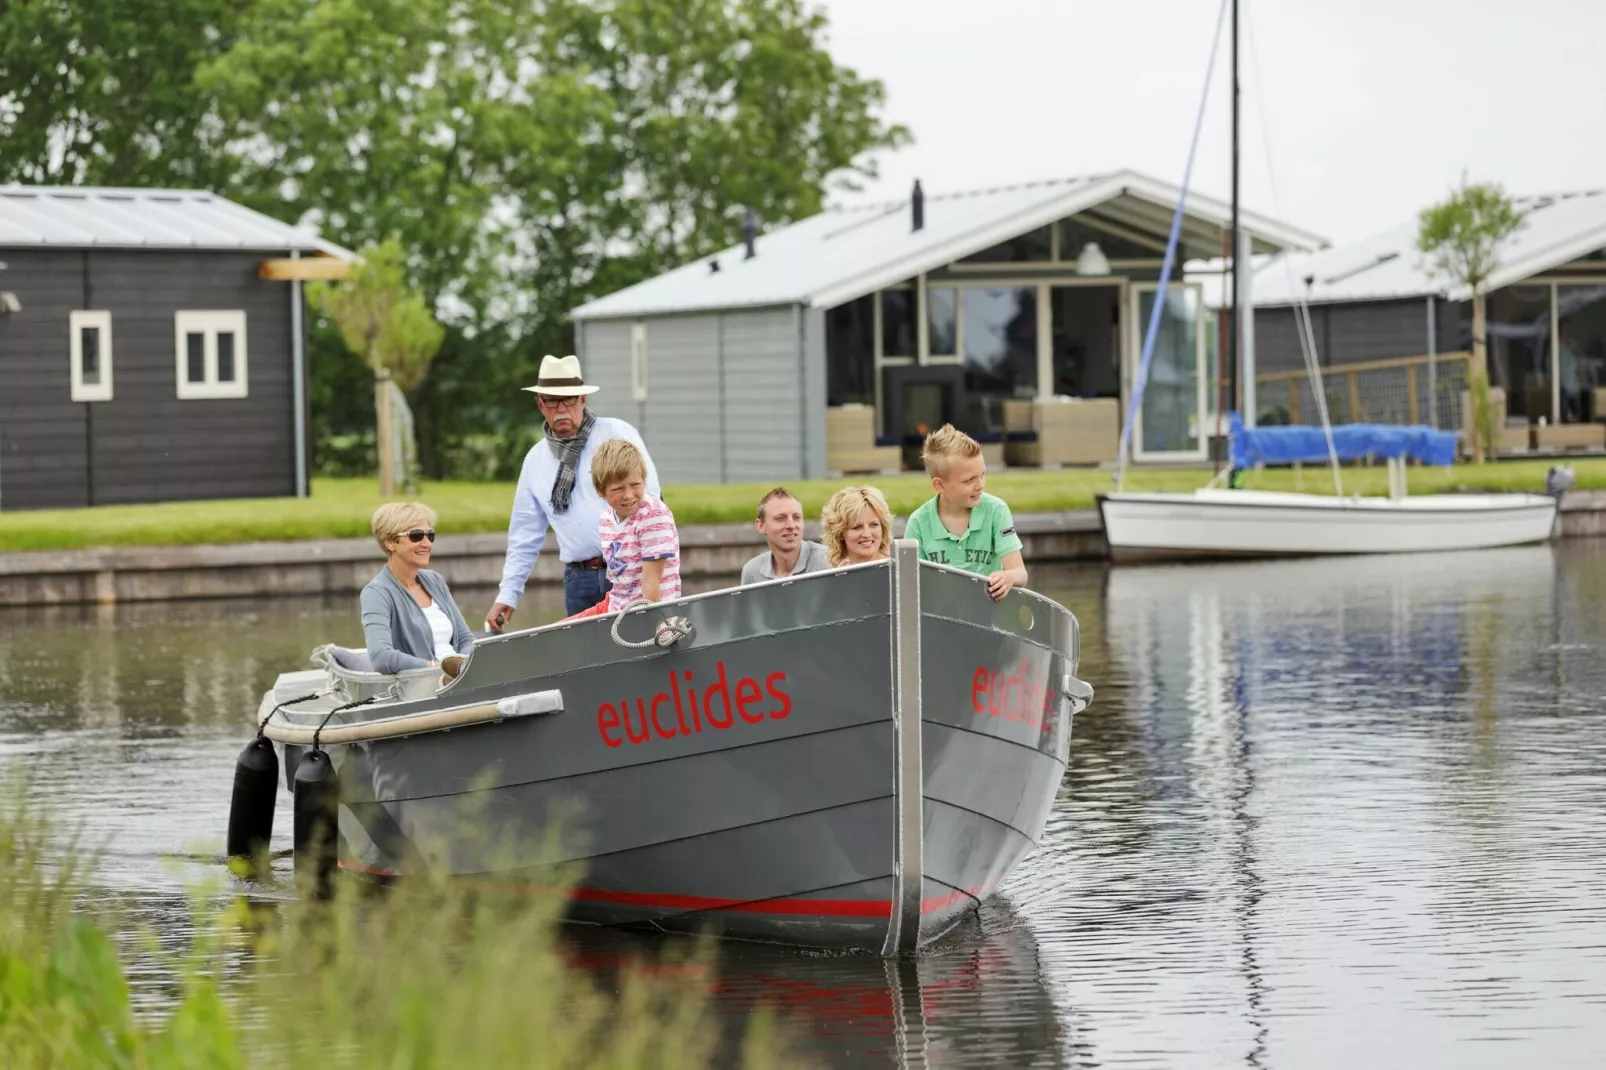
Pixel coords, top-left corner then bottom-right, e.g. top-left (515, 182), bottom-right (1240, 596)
top-left (485, 603), bottom-right (515, 633)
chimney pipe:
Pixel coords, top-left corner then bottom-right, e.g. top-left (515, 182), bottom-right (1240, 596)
top-left (911, 180), bottom-right (924, 232)
top-left (741, 206), bottom-right (758, 260)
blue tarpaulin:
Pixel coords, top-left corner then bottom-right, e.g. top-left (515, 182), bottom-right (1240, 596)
top-left (1228, 413), bottom-right (1458, 469)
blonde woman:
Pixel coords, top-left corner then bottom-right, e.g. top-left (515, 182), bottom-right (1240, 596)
top-left (822, 485), bottom-right (894, 567)
top-left (360, 502), bottom-right (473, 678)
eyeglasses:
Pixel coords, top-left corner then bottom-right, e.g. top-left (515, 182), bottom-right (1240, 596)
top-left (397, 529), bottom-right (437, 543)
top-left (537, 394), bottom-right (584, 410)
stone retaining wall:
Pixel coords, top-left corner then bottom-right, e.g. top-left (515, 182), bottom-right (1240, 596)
top-left (3, 493), bottom-right (1601, 608)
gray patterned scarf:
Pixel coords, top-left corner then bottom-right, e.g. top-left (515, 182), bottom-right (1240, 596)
top-left (544, 409), bottom-right (596, 514)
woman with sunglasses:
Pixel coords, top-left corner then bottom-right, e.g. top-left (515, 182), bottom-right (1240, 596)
top-left (360, 502), bottom-right (474, 679)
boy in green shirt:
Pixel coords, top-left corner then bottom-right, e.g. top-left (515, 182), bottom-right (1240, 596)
top-left (904, 424), bottom-right (1028, 600)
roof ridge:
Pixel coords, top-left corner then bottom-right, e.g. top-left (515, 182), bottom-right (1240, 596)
top-left (829, 173), bottom-right (1109, 214)
top-left (0, 184), bottom-right (218, 198)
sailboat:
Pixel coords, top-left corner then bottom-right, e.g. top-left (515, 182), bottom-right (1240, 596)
top-left (1096, 0), bottom-right (1570, 563)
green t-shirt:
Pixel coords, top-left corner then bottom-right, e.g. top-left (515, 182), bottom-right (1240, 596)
top-left (904, 492), bottom-right (1024, 575)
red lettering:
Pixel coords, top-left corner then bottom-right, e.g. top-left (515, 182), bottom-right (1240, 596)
top-left (1004, 673), bottom-right (1022, 721)
top-left (987, 674), bottom-right (1004, 718)
top-left (765, 672), bottom-right (792, 719)
top-left (735, 677), bottom-right (764, 723)
top-left (704, 662), bottom-right (734, 729)
top-left (671, 671), bottom-right (692, 734)
top-left (599, 703), bottom-right (623, 749)
top-left (649, 693), bottom-right (676, 739)
top-left (971, 668), bottom-right (989, 713)
top-left (624, 699), bottom-right (650, 745)
top-left (684, 672), bottom-right (702, 732)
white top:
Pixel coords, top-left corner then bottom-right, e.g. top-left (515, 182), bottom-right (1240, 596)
top-left (421, 601), bottom-right (456, 661)
top-left (495, 416), bottom-right (661, 608)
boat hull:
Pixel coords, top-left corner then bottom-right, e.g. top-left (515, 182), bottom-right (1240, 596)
top-left (1097, 489), bottom-right (1559, 562)
top-left (261, 546), bottom-right (1081, 952)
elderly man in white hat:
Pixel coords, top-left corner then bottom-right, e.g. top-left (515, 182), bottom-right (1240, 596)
top-left (486, 354), bottom-right (661, 627)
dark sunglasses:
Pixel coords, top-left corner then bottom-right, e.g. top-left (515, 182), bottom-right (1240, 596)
top-left (397, 528), bottom-right (437, 543)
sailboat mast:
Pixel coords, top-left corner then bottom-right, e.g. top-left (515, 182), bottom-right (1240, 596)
top-left (1228, 0), bottom-right (1241, 423)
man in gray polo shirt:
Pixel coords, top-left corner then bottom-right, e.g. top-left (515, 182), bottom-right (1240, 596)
top-left (740, 487), bottom-right (831, 584)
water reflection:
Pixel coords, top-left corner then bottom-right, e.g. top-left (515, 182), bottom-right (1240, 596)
top-left (4, 547), bottom-right (1606, 1068)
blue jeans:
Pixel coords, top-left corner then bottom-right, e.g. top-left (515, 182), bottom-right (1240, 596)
top-left (563, 563), bottom-right (611, 616)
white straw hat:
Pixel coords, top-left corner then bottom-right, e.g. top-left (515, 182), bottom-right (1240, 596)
top-left (521, 354), bottom-right (600, 397)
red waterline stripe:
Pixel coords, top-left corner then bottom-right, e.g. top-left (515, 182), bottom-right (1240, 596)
top-left (337, 858), bottom-right (980, 917)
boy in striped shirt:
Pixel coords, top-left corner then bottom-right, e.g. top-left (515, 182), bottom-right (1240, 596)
top-left (582, 438), bottom-right (681, 616)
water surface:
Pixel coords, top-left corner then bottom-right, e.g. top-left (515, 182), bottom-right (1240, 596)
top-left (3, 545), bottom-right (1605, 1067)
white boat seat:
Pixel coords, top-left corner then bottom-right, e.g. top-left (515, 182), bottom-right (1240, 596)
top-left (324, 645), bottom-right (375, 673)
top-left (309, 643), bottom-right (442, 703)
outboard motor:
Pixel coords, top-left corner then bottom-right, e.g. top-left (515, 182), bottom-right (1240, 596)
top-left (292, 748), bottom-right (341, 897)
top-left (226, 736), bottom-right (280, 879)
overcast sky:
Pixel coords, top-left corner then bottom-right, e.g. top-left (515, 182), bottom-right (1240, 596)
top-left (817, 0), bottom-right (1606, 247)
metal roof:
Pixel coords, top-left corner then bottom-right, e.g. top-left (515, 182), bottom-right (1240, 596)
top-left (571, 169), bottom-right (1328, 321)
top-left (0, 185), bottom-right (354, 257)
top-left (1250, 189), bottom-right (1606, 308)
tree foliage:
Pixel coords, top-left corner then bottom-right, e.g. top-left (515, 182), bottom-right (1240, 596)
top-left (309, 240), bottom-right (445, 394)
top-left (1416, 173), bottom-right (1525, 297)
top-left (1416, 174), bottom-right (1525, 460)
top-left (0, 0), bottom-right (241, 186)
top-left (1, 0), bottom-right (907, 478)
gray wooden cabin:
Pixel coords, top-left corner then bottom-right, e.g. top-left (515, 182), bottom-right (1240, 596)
top-left (571, 171), bottom-right (1324, 483)
top-left (1247, 190), bottom-right (1606, 447)
top-left (0, 187), bottom-right (352, 510)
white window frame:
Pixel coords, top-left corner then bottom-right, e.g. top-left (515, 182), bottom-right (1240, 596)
top-left (174, 310), bottom-right (249, 400)
top-left (630, 322), bottom-right (649, 402)
top-left (69, 310), bottom-right (114, 402)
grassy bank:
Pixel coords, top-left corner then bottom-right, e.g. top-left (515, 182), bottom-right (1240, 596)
top-left (2, 460), bottom-right (1602, 553)
top-left (0, 795), bottom-right (790, 1069)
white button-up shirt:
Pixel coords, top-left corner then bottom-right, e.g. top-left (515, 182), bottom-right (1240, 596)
top-left (495, 417), bottom-right (661, 607)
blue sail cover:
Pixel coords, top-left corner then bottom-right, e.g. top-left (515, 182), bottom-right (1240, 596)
top-left (1228, 413), bottom-right (1458, 468)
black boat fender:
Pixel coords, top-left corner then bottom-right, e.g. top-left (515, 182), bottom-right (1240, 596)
top-left (225, 737), bottom-right (279, 878)
top-left (226, 690), bottom-right (321, 879)
top-left (292, 748), bottom-right (340, 895)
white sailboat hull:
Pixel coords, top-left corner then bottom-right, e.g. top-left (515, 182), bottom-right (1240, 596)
top-left (1097, 489), bottom-right (1560, 561)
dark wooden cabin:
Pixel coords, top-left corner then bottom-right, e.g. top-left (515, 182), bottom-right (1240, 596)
top-left (0, 187), bottom-right (352, 511)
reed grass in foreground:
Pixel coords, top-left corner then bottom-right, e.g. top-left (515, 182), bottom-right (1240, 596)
top-left (2, 458), bottom-right (1601, 553)
top-left (0, 795), bottom-right (794, 1069)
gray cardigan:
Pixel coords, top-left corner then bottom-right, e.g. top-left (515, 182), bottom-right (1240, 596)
top-left (360, 567), bottom-right (474, 674)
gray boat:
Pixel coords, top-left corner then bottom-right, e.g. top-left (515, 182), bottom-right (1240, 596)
top-left (252, 541), bottom-right (1093, 953)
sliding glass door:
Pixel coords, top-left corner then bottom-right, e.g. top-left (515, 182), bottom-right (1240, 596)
top-left (1128, 283), bottom-right (1208, 461)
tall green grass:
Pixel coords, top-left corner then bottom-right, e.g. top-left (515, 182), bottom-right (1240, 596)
top-left (0, 794), bottom-right (793, 1069)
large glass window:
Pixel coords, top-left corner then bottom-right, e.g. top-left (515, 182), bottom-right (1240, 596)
top-left (825, 295), bottom-right (874, 406)
top-left (1558, 284), bottom-right (1606, 423)
top-left (927, 287), bottom-right (957, 357)
top-left (1135, 286), bottom-right (1202, 455)
top-left (1486, 286), bottom-right (1551, 421)
top-left (880, 289), bottom-right (916, 357)
top-left (960, 226), bottom-right (1052, 265)
top-left (963, 287), bottom-right (1038, 429)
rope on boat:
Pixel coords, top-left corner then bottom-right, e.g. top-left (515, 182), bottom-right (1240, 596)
top-left (310, 696), bottom-right (381, 750)
top-left (256, 692), bottom-right (324, 739)
top-left (609, 597), bottom-right (694, 651)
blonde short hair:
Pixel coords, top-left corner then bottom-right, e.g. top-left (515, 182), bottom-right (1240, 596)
top-left (920, 423), bottom-right (981, 478)
top-left (821, 485), bottom-right (893, 567)
top-left (590, 438), bottom-right (647, 494)
top-left (371, 502), bottom-right (437, 553)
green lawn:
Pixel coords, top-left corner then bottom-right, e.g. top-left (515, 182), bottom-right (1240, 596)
top-left (2, 460), bottom-right (1602, 554)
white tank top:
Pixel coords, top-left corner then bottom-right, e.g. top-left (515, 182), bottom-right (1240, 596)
top-left (421, 600), bottom-right (456, 660)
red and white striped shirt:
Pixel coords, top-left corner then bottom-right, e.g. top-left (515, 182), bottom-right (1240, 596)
top-left (600, 495), bottom-right (681, 610)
